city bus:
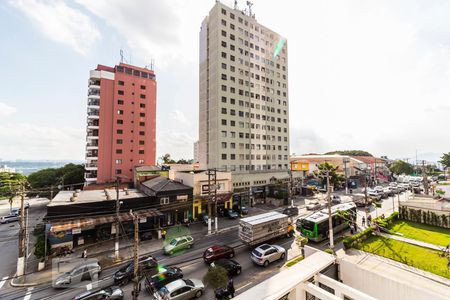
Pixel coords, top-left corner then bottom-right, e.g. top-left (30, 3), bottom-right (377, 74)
top-left (296, 202), bottom-right (356, 242)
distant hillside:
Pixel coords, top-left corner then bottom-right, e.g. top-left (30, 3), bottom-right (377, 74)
top-left (324, 150), bottom-right (373, 157)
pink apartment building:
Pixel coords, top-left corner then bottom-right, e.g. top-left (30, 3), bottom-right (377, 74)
top-left (85, 63), bottom-right (157, 185)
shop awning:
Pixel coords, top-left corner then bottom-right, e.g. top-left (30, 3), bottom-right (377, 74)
top-left (198, 192), bottom-right (232, 204)
top-left (49, 208), bottom-right (162, 232)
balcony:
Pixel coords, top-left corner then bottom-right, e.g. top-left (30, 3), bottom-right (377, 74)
top-left (85, 171), bottom-right (97, 182)
top-left (86, 141), bottom-right (98, 150)
top-left (87, 109), bottom-right (99, 119)
top-left (87, 120), bottom-right (99, 129)
top-left (85, 163), bottom-right (98, 170)
top-left (86, 150), bottom-right (98, 160)
top-left (87, 99), bottom-right (100, 108)
top-left (89, 79), bottom-right (100, 89)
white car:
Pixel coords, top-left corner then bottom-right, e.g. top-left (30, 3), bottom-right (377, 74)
top-left (157, 278), bottom-right (204, 300)
top-left (251, 244), bottom-right (286, 267)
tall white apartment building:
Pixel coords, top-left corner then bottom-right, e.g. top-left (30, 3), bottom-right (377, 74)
top-left (198, 1), bottom-right (290, 191)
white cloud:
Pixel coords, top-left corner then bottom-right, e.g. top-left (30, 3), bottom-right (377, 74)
top-left (0, 102), bottom-right (17, 117)
top-left (0, 123), bottom-right (84, 160)
top-left (10, 0), bottom-right (100, 55)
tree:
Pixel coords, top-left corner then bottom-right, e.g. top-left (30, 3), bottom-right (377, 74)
top-left (315, 162), bottom-right (346, 189)
top-left (160, 153), bottom-right (176, 164)
top-left (28, 163), bottom-right (84, 196)
top-left (176, 158), bottom-right (194, 164)
top-left (440, 152), bottom-right (450, 170)
top-left (203, 266), bottom-right (229, 289)
top-left (34, 235), bottom-right (50, 260)
top-left (325, 150), bottom-right (373, 157)
top-left (0, 172), bottom-right (28, 199)
top-left (389, 160), bottom-right (414, 175)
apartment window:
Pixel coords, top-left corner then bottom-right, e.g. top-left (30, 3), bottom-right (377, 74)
top-left (221, 41), bottom-right (227, 48)
top-left (222, 154), bottom-right (227, 160)
top-left (139, 131), bottom-right (145, 135)
top-left (230, 23), bottom-right (235, 30)
top-left (118, 90), bottom-right (124, 95)
top-left (230, 55), bottom-right (235, 61)
top-left (221, 73), bottom-right (227, 80)
top-left (115, 169), bottom-right (122, 174)
top-left (116, 129), bottom-right (123, 134)
top-left (221, 108), bottom-right (227, 114)
top-left (160, 197), bottom-right (169, 205)
top-left (118, 100), bottom-right (124, 105)
top-left (138, 159), bottom-right (144, 164)
top-left (139, 150), bottom-right (145, 154)
top-left (221, 142), bottom-right (227, 149)
top-left (221, 19), bottom-right (226, 26)
top-left (117, 119), bottom-right (123, 124)
top-left (116, 149), bottom-right (123, 154)
top-left (116, 139), bottom-right (123, 144)
top-left (221, 85), bottom-right (227, 91)
top-left (221, 8), bottom-right (226, 15)
top-left (118, 81), bottom-right (124, 86)
top-left (221, 119), bottom-right (227, 125)
top-left (140, 112), bottom-right (145, 117)
top-left (230, 98), bottom-right (235, 104)
top-left (230, 143), bottom-right (236, 149)
top-left (230, 154), bottom-right (236, 160)
top-left (140, 103), bottom-right (146, 108)
top-left (221, 63), bottom-right (227, 70)
top-left (221, 30), bottom-right (227, 37)
top-left (221, 52), bottom-right (227, 58)
top-left (140, 85), bottom-right (146, 90)
top-left (117, 110), bottom-right (124, 115)
top-left (140, 94), bottom-right (146, 99)
top-left (221, 96), bottom-right (227, 103)
top-left (139, 140), bottom-right (145, 145)
top-left (115, 159), bottom-right (122, 164)
top-left (221, 131), bottom-right (227, 137)
top-left (139, 122), bottom-right (145, 126)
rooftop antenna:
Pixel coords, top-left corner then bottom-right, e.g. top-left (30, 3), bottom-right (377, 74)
top-left (234, 0), bottom-right (238, 9)
top-left (120, 49), bottom-right (128, 64)
top-left (246, 1), bottom-right (253, 16)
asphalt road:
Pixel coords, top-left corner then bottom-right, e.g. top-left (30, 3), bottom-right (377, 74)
top-left (0, 198), bottom-right (49, 281)
top-left (0, 226), bottom-right (301, 300)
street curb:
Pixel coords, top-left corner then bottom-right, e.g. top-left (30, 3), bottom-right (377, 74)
top-left (9, 273), bottom-right (39, 288)
top-left (205, 224), bottom-right (239, 236)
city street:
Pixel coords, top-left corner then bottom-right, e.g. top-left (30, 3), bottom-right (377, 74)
top-left (0, 190), bottom-right (412, 300)
top-left (0, 198), bottom-right (49, 282)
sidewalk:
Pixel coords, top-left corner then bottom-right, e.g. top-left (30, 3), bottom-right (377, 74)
top-left (376, 232), bottom-right (443, 251)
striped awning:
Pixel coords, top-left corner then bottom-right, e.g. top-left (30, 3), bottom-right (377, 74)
top-left (49, 209), bottom-right (162, 232)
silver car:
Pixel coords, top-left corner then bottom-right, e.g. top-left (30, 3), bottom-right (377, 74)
top-left (251, 244), bottom-right (286, 267)
top-left (164, 236), bottom-right (194, 255)
top-left (53, 259), bottom-right (101, 288)
top-left (157, 278), bottom-right (204, 300)
top-left (0, 214), bottom-right (19, 224)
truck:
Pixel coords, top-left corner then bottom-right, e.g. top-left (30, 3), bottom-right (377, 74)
top-left (239, 211), bottom-right (292, 245)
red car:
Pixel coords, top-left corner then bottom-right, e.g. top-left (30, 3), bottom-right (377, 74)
top-left (203, 245), bottom-right (235, 264)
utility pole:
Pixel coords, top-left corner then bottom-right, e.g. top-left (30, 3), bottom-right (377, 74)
top-left (364, 171), bottom-right (369, 224)
top-left (288, 169), bottom-right (294, 207)
top-left (17, 183), bottom-right (26, 279)
top-left (207, 170), bottom-right (212, 235)
top-left (207, 168), bottom-right (218, 234)
top-left (325, 170), bottom-right (334, 249)
top-left (422, 161), bottom-right (429, 195)
top-left (343, 158), bottom-right (349, 194)
top-left (115, 177), bottom-right (121, 261)
top-left (131, 212), bottom-right (140, 300)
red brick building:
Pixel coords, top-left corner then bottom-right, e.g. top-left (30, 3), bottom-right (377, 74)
top-left (85, 63), bottom-right (157, 185)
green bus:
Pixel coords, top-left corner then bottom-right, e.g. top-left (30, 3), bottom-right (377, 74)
top-left (296, 202), bottom-right (356, 242)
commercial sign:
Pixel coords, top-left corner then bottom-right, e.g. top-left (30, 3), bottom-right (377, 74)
top-left (72, 228), bottom-right (81, 235)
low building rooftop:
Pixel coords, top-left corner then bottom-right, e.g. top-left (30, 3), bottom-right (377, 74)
top-left (402, 195), bottom-right (450, 211)
top-left (49, 189), bottom-right (146, 207)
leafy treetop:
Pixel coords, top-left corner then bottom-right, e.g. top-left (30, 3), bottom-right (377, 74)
top-left (325, 150), bottom-right (373, 156)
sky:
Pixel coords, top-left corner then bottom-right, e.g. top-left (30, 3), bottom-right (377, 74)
top-left (0, 0), bottom-right (449, 163)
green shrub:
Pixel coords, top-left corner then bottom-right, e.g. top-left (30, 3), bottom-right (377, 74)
top-left (323, 248), bottom-right (334, 254)
top-left (203, 265), bottom-right (228, 289)
top-left (343, 227), bottom-right (374, 249)
top-left (34, 235), bottom-right (50, 259)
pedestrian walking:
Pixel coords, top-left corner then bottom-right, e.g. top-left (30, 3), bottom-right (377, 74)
top-left (367, 215), bottom-right (372, 226)
top-left (81, 249), bottom-right (87, 259)
top-left (161, 229), bottom-right (167, 240)
top-left (353, 222), bottom-right (358, 233)
top-left (227, 277), bottom-right (235, 298)
top-left (362, 216), bottom-right (366, 227)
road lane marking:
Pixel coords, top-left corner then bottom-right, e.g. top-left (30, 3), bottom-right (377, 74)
top-left (24, 287), bottom-right (33, 300)
top-left (0, 276), bottom-right (8, 289)
top-left (236, 282), bottom-right (252, 291)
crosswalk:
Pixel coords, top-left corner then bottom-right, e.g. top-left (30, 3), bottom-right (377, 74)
top-left (0, 276), bottom-right (8, 289)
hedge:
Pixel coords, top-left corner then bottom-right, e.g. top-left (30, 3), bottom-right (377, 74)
top-left (343, 227), bottom-right (374, 249)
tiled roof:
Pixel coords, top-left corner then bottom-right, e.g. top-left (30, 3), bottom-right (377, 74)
top-left (141, 176), bottom-right (191, 193)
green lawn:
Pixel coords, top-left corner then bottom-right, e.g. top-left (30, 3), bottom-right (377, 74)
top-left (388, 220), bottom-right (450, 247)
top-left (356, 235), bottom-right (450, 279)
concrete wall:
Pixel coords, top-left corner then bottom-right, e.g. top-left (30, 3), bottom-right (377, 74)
top-left (339, 255), bottom-right (450, 300)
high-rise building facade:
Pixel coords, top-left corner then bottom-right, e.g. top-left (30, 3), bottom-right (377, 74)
top-left (198, 2), bottom-right (290, 190)
top-left (85, 63), bottom-right (157, 185)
